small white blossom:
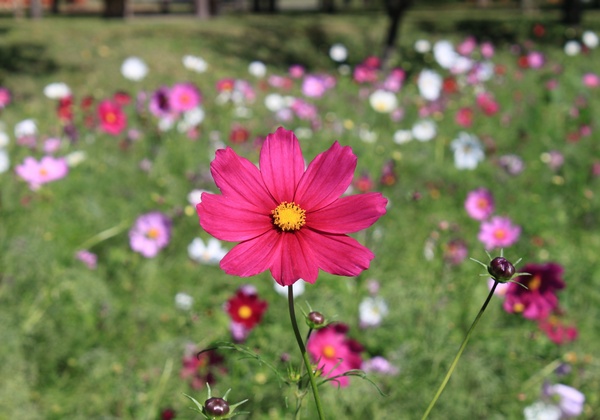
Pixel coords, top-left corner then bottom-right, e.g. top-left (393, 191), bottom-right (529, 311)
top-left (417, 69), bottom-right (442, 101)
top-left (175, 292), bottom-right (194, 311)
top-left (414, 39), bottom-right (431, 53)
top-left (248, 61), bottom-right (267, 78)
top-left (15, 119), bottom-right (37, 139)
top-left (273, 279), bottom-right (305, 297)
top-left (121, 57), bottom-right (148, 81)
top-left (182, 55), bottom-right (208, 73)
top-left (411, 119), bottom-right (436, 142)
top-left (65, 151), bottom-right (87, 167)
top-left (564, 40), bottom-right (581, 56)
top-left (582, 30), bottom-right (599, 49)
top-left (451, 132), bottom-right (485, 170)
top-left (359, 296), bottom-right (389, 327)
top-left (393, 129), bottom-right (413, 144)
top-left (523, 401), bottom-right (561, 420)
top-left (188, 237), bottom-right (227, 264)
top-left (329, 43), bottom-right (348, 62)
top-left (369, 89), bottom-right (397, 113)
top-left (43, 82), bottom-right (71, 99)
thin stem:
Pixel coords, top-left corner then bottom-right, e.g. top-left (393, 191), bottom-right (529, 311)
top-left (421, 281), bottom-right (499, 420)
top-left (288, 285), bottom-right (326, 420)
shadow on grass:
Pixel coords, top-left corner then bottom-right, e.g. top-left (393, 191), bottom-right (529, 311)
top-left (0, 42), bottom-right (58, 81)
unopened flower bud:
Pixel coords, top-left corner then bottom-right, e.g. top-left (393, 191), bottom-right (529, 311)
top-left (488, 257), bottom-right (515, 282)
top-left (308, 311), bottom-right (324, 325)
top-left (204, 397), bottom-right (230, 417)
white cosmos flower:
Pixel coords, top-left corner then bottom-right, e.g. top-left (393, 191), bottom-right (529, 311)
top-left (188, 237), bottom-right (227, 264)
top-left (43, 82), bottom-right (71, 99)
top-left (451, 132), bottom-right (485, 170)
top-left (264, 93), bottom-right (285, 112)
top-left (0, 131), bottom-right (9, 148)
top-left (582, 30), bottom-right (599, 49)
top-left (433, 40), bottom-right (458, 69)
top-left (411, 119), bottom-right (437, 141)
top-left (121, 57), bottom-right (148, 81)
top-left (564, 40), bottom-right (581, 56)
top-left (65, 151), bottom-right (87, 167)
top-left (183, 107), bottom-right (205, 126)
top-left (182, 55), bottom-right (208, 73)
top-left (523, 401), bottom-right (561, 420)
top-left (14, 119), bottom-right (36, 138)
top-left (417, 69), bottom-right (442, 101)
top-left (369, 89), bottom-right (398, 113)
top-left (187, 189), bottom-right (210, 206)
top-left (174, 292), bottom-right (194, 311)
top-left (414, 39), bottom-right (431, 53)
top-left (451, 55), bottom-right (473, 74)
top-left (393, 129), bottom-right (413, 144)
top-left (248, 61), bottom-right (267, 77)
top-left (0, 149), bottom-right (9, 173)
top-left (359, 296), bottom-right (389, 327)
top-left (273, 279), bottom-right (305, 297)
top-left (329, 43), bottom-right (348, 62)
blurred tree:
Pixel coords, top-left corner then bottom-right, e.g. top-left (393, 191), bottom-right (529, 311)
top-left (30, 0), bottom-right (43, 18)
top-left (253, 0), bottom-right (277, 12)
top-left (381, 0), bottom-right (413, 69)
top-left (562, 0), bottom-right (582, 25)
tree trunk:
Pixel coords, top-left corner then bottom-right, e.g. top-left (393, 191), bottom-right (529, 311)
top-left (381, 0), bottom-right (412, 69)
top-left (104, 0), bottom-right (127, 17)
top-left (562, 0), bottom-right (582, 25)
top-left (194, 0), bottom-right (210, 18)
top-left (30, 0), bottom-right (43, 18)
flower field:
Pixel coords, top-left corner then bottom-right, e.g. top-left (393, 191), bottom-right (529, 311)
top-left (0, 7), bottom-right (599, 419)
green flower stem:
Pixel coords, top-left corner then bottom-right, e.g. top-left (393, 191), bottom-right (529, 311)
top-left (421, 281), bottom-right (499, 420)
top-left (288, 286), bottom-right (325, 420)
top-left (77, 220), bottom-right (130, 250)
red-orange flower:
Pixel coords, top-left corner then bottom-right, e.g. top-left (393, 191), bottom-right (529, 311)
top-left (196, 127), bottom-right (387, 286)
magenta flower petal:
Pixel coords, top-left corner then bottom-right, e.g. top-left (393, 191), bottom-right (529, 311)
top-left (301, 229), bottom-right (375, 277)
top-left (270, 232), bottom-right (319, 286)
top-left (308, 193), bottom-right (387, 234)
top-left (220, 230), bottom-right (283, 278)
top-left (210, 147), bottom-right (275, 212)
top-left (197, 193), bottom-right (272, 242)
top-left (259, 127), bottom-right (305, 202)
top-left (295, 141), bottom-right (357, 211)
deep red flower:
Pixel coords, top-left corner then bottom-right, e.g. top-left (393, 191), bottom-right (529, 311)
top-left (503, 262), bottom-right (566, 320)
top-left (196, 127), bottom-right (387, 286)
top-left (229, 125), bottom-right (250, 144)
top-left (224, 286), bottom-right (268, 329)
top-left (57, 96), bottom-right (74, 123)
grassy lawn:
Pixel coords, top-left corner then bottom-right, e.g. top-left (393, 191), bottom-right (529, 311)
top-left (0, 4), bottom-right (599, 419)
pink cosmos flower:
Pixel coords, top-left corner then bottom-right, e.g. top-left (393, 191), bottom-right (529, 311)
top-left (169, 82), bottom-right (201, 112)
top-left (455, 107), bottom-right (474, 127)
top-left (129, 211), bottom-right (172, 258)
top-left (527, 51), bottom-right (545, 69)
top-left (582, 72), bottom-right (600, 88)
top-left (196, 127), bottom-right (387, 286)
top-left (0, 87), bottom-right (11, 108)
top-left (15, 156), bottom-right (68, 190)
top-left (97, 100), bottom-right (127, 136)
top-left (289, 64), bottom-right (305, 79)
top-left (457, 36), bottom-right (477, 56)
top-left (478, 216), bottom-right (520, 249)
top-left (538, 314), bottom-right (578, 345)
top-left (544, 384), bottom-right (585, 417)
top-left (76, 250), bottom-right (98, 270)
top-left (476, 92), bottom-right (500, 116)
top-left (464, 188), bottom-right (495, 221)
top-left (290, 98), bottom-right (317, 121)
top-left (302, 75), bottom-right (327, 98)
top-left (503, 262), bottom-right (565, 320)
top-left (480, 42), bottom-right (495, 59)
top-left (307, 324), bottom-right (363, 387)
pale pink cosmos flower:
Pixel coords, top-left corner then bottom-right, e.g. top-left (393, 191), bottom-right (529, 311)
top-left (196, 127), bottom-right (388, 286)
top-left (480, 42), bottom-right (495, 59)
top-left (302, 75), bottom-right (327, 98)
top-left (527, 51), bottom-right (545, 69)
top-left (464, 188), bottom-right (495, 221)
top-left (582, 73), bottom-right (600, 88)
top-left (129, 212), bottom-right (172, 258)
top-left (15, 156), bottom-right (68, 190)
top-left (76, 250), bottom-right (97, 270)
top-left (478, 216), bottom-right (521, 249)
top-left (169, 82), bottom-right (201, 113)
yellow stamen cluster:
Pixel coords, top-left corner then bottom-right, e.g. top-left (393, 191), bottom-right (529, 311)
top-left (272, 201), bottom-right (306, 231)
top-left (146, 227), bottom-right (160, 240)
top-left (238, 305), bottom-right (252, 320)
top-left (322, 345), bottom-right (336, 359)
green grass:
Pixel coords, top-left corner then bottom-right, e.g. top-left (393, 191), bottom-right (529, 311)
top-left (0, 5), bottom-right (600, 419)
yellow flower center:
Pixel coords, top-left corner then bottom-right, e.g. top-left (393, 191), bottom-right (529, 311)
top-left (513, 303), bottom-right (525, 313)
top-left (493, 229), bottom-right (506, 240)
top-left (529, 275), bottom-right (541, 291)
top-left (238, 305), bottom-right (252, 319)
top-left (105, 112), bottom-right (117, 124)
top-left (272, 201), bottom-right (306, 231)
top-left (477, 198), bottom-right (489, 210)
top-left (322, 345), bottom-right (336, 359)
top-left (39, 168), bottom-right (48, 177)
top-left (146, 227), bottom-right (160, 239)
